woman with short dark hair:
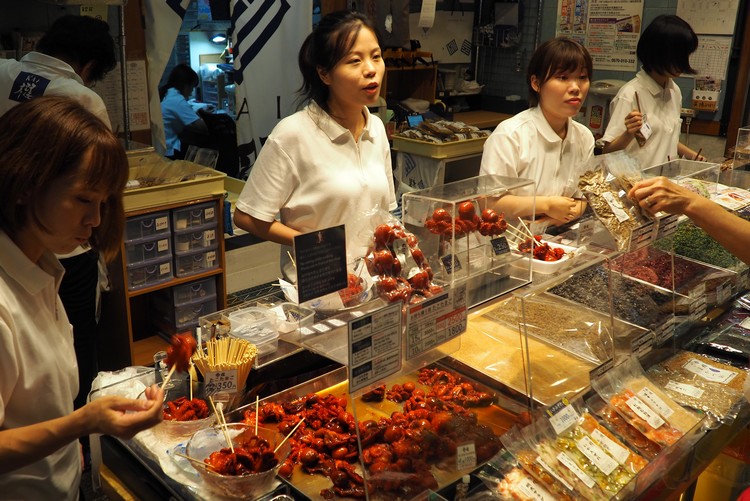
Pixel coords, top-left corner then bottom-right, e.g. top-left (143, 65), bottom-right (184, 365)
top-left (160, 63), bottom-right (207, 158)
top-left (602, 15), bottom-right (703, 166)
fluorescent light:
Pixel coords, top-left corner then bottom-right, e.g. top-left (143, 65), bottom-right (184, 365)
top-left (211, 33), bottom-right (227, 44)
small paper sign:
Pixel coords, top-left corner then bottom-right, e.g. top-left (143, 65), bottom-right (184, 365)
top-left (204, 370), bottom-right (238, 396)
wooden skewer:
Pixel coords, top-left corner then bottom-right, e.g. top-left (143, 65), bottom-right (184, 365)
top-left (160, 365), bottom-right (176, 390)
top-left (694, 148), bottom-right (703, 161)
top-left (208, 396), bottom-right (234, 453)
top-left (634, 91), bottom-right (642, 113)
top-left (287, 250), bottom-right (296, 268)
top-left (274, 417), bottom-right (305, 454)
top-left (174, 452), bottom-right (214, 471)
top-left (189, 366), bottom-right (193, 401)
top-left (255, 395), bottom-right (259, 435)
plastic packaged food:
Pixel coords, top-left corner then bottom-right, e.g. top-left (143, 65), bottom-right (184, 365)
top-left (475, 450), bottom-right (559, 501)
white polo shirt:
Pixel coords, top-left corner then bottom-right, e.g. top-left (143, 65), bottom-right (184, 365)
top-left (236, 101), bottom-right (397, 280)
top-left (0, 52), bottom-right (110, 128)
top-left (480, 106), bottom-right (595, 197)
top-left (0, 231), bottom-right (80, 500)
top-left (603, 69), bottom-right (682, 170)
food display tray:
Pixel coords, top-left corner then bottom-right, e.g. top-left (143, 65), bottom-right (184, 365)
top-left (392, 136), bottom-right (487, 158)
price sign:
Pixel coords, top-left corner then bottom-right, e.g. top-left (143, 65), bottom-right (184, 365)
top-left (546, 398), bottom-right (579, 434)
top-left (205, 370), bottom-right (238, 395)
top-left (455, 442), bottom-right (476, 471)
top-left (491, 236), bottom-right (511, 255)
top-left (441, 254), bottom-right (462, 274)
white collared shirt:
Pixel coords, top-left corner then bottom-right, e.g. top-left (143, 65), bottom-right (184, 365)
top-left (236, 101), bottom-right (397, 280)
top-left (480, 106), bottom-right (595, 197)
top-left (603, 69), bottom-right (682, 169)
top-left (0, 231), bottom-right (80, 500)
top-left (0, 52), bottom-right (111, 128)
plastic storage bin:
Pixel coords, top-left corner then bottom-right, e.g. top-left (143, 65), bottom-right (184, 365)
top-left (173, 224), bottom-right (218, 254)
top-left (174, 245), bottom-right (219, 278)
top-left (171, 202), bottom-right (217, 232)
top-left (228, 307), bottom-right (280, 356)
top-left (171, 277), bottom-right (218, 306)
top-left (126, 256), bottom-right (173, 291)
top-left (124, 211), bottom-right (170, 242)
top-left (154, 294), bottom-right (218, 333)
top-left (124, 234), bottom-right (171, 266)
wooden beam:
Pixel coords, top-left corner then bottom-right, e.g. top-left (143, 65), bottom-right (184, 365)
top-left (725, 2), bottom-right (750, 156)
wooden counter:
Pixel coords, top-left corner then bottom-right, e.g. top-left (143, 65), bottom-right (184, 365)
top-left (453, 110), bottom-right (513, 130)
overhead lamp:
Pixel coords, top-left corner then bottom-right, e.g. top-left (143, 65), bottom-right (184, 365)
top-left (211, 33), bottom-right (227, 44)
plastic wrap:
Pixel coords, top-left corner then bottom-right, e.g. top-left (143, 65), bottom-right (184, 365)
top-left (475, 450), bottom-right (559, 501)
top-left (646, 351), bottom-right (745, 425)
top-left (590, 358), bottom-right (702, 449)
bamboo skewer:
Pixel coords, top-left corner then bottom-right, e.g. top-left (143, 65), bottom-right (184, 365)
top-left (274, 417), bottom-right (305, 454)
top-left (209, 396), bottom-right (234, 453)
top-left (174, 452), bottom-right (216, 471)
top-left (160, 365), bottom-right (176, 390)
top-left (255, 395), bottom-right (259, 435)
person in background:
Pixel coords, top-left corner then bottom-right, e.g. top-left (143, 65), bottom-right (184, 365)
top-left (480, 37), bottom-right (594, 227)
top-left (233, 10), bottom-right (396, 281)
top-left (602, 15), bottom-right (705, 167)
top-left (160, 63), bottom-right (208, 159)
top-left (0, 14), bottom-right (118, 418)
top-left (0, 96), bottom-right (164, 500)
top-left (629, 176), bottom-right (750, 265)
top-left (0, 14), bottom-right (115, 126)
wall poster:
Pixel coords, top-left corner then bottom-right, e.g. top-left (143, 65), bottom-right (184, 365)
top-left (555, 0), bottom-right (644, 72)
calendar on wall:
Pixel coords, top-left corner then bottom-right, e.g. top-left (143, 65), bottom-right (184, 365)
top-left (676, 0), bottom-right (740, 35)
top-left (689, 35), bottom-right (732, 80)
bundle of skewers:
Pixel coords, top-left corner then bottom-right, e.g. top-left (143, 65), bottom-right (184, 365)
top-left (191, 336), bottom-right (258, 394)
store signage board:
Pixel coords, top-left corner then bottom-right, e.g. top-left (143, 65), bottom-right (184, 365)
top-left (405, 282), bottom-right (467, 360)
top-left (293, 225), bottom-right (347, 304)
top-left (348, 302), bottom-right (403, 393)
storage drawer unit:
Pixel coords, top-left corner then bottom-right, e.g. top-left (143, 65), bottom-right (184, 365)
top-left (124, 235), bottom-right (171, 266)
top-left (124, 211), bottom-right (170, 241)
top-left (174, 245), bottom-right (219, 278)
top-left (173, 224), bottom-right (218, 254)
top-left (171, 201), bottom-right (217, 231)
top-left (126, 257), bottom-right (173, 291)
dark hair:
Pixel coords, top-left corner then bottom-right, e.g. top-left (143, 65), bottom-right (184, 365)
top-left (637, 15), bottom-right (697, 75)
top-left (0, 97), bottom-right (128, 261)
top-left (298, 10), bottom-right (381, 111)
top-left (526, 37), bottom-right (593, 107)
top-left (37, 15), bottom-right (117, 83)
top-left (159, 64), bottom-right (199, 101)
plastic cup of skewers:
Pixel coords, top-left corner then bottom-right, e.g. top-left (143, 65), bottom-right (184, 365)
top-left (186, 423), bottom-right (292, 499)
top-left (152, 380), bottom-right (215, 442)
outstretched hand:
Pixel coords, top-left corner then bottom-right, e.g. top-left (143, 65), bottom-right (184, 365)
top-left (627, 176), bottom-right (698, 215)
top-left (85, 384), bottom-right (164, 439)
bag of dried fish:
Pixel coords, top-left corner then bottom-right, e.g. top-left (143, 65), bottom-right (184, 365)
top-left (591, 357), bottom-right (703, 449)
top-left (578, 153), bottom-right (651, 251)
top-left (647, 351), bottom-right (745, 425)
top-left (475, 449), bottom-right (560, 501)
top-left (586, 393), bottom-right (662, 461)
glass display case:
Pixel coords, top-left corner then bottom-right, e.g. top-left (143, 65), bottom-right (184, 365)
top-left (401, 175), bottom-right (535, 307)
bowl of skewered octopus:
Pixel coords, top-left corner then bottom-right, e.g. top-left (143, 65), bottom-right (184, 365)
top-left (151, 379), bottom-right (215, 442)
top-left (186, 423), bottom-right (292, 499)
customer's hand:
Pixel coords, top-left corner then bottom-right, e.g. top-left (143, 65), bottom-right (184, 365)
top-left (628, 176), bottom-right (698, 215)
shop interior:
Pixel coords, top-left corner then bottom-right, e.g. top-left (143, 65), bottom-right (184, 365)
top-left (5, 0), bottom-right (750, 500)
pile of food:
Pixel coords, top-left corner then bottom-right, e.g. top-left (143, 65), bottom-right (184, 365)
top-left (241, 366), bottom-right (506, 499)
top-left (395, 119), bottom-right (489, 144)
top-left (365, 221), bottom-right (443, 304)
top-left (517, 235), bottom-right (566, 262)
top-left (338, 273), bottom-right (366, 307)
top-left (204, 431), bottom-right (280, 476)
top-left (424, 202), bottom-right (508, 238)
top-left (163, 396), bottom-right (209, 421)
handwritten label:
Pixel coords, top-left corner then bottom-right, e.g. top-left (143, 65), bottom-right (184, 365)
top-left (536, 456), bottom-right (574, 491)
top-left (591, 429), bottom-right (630, 465)
top-left (157, 238), bottom-right (169, 252)
top-left (601, 191), bottom-right (630, 222)
top-left (517, 476), bottom-right (556, 501)
top-left (204, 206), bottom-right (215, 220)
top-left (155, 216), bottom-right (169, 231)
top-left (159, 262), bottom-right (171, 276)
top-left (665, 380), bottom-right (704, 399)
top-left (576, 436), bottom-right (618, 476)
top-left (557, 451), bottom-right (595, 488)
top-left (683, 358), bottom-right (738, 384)
top-left (626, 395), bottom-right (666, 429)
top-left (204, 369), bottom-right (238, 395)
top-left (547, 399), bottom-right (579, 435)
top-left (637, 387), bottom-right (674, 419)
top-left (455, 442), bottom-right (476, 470)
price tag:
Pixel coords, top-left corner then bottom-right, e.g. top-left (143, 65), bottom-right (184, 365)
top-left (204, 370), bottom-right (238, 395)
top-left (546, 398), bottom-right (579, 434)
top-left (490, 236), bottom-right (511, 255)
top-left (455, 442), bottom-right (476, 471)
top-left (577, 218), bottom-right (596, 243)
top-left (441, 254), bottom-right (462, 274)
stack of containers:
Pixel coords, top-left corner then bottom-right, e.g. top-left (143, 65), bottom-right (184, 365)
top-left (171, 201), bottom-right (220, 278)
top-left (123, 210), bottom-right (173, 290)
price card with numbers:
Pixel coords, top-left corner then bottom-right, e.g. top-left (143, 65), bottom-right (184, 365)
top-left (455, 442), bottom-right (476, 471)
top-left (205, 370), bottom-right (238, 396)
top-left (546, 397), bottom-right (579, 434)
top-left (348, 303), bottom-right (402, 393)
top-left (404, 283), bottom-right (467, 360)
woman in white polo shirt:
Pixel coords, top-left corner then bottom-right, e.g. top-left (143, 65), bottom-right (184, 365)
top-left (480, 37), bottom-right (594, 227)
top-left (234, 11), bottom-right (396, 281)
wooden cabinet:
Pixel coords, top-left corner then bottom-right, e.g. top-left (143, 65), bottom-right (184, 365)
top-left (380, 50), bottom-right (437, 104)
top-left (99, 195), bottom-right (227, 369)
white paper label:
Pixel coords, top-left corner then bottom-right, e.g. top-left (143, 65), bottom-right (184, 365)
top-left (665, 380), bottom-right (704, 399)
top-left (640, 120), bottom-right (653, 140)
top-left (626, 395), bottom-right (666, 429)
top-left (637, 387), bottom-right (674, 419)
top-left (157, 238), bottom-right (169, 252)
top-left (159, 262), bottom-right (171, 275)
top-left (557, 451), bottom-right (595, 489)
top-left (536, 456), bottom-right (574, 491)
top-left (683, 358), bottom-right (738, 384)
top-left (601, 191), bottom-right (630, 222)
top-left (156, 216), bottom-right (169, 231)
top-left (204, 206), bottom-right (215, 220)
top-left (455, 442), bottom-right (476, 471)
top-left (204, 369), bottom-right (238, 395)
top-left (591, 429), bottom-right (630, 465)
top-left (576, 436), bottom-right (618, 476)
top-left (517, 476), bottom-right (556, 501)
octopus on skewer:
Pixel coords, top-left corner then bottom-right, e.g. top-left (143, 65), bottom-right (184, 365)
top-left (424, 202), bottom-right (508, 239)
top-left (166, 332), bottom-right (197, 373)
top-left (162, 396), bottom-right (209, 421)
top-left (204, 433), bottom-right (280, 476)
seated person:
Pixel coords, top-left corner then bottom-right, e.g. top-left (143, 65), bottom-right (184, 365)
top-left (160, 64), bottom-right (208, 159)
